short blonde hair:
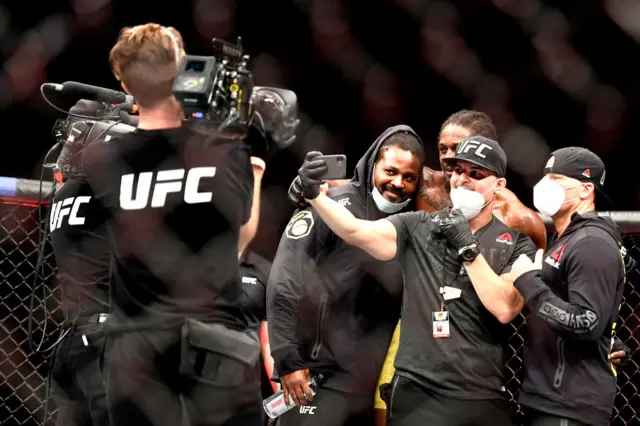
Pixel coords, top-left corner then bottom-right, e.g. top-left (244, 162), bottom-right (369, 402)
top-left (109, 23), bottom-right (185, 108)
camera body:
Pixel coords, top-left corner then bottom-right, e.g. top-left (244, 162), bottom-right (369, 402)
top-left (172, 38), bottom-right (300, 153)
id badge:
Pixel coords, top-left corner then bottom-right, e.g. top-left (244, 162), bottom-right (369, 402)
top-left (432, 311), bottom-right (450, 338)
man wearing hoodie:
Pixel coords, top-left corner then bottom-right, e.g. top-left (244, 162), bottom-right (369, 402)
top-left (267, 126), bottom-right (424, 425)
top-left (510, 147), bottom-right (626, 426)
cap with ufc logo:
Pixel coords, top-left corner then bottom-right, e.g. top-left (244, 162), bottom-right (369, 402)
top-left (443, 136), bottom-right (507, 177)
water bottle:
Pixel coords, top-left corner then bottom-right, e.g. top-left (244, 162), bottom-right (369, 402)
top-left (262, 374), bottom-right (324, 419)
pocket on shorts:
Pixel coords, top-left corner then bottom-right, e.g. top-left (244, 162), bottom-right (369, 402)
top-left (179, 319), bottom-right (260, 387)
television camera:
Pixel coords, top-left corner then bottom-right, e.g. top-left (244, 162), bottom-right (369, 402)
top-left (43, 36), bottom-right (300, 168)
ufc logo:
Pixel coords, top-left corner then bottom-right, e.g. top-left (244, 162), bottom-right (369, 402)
top-left (299, 406), bottom-right (316, 415)
top-left (457, 139), bottom-right (493, 158)
top-left (120, 167), bottom-right (216, 210)
top-left (49, 196), bottom-right (91, 231)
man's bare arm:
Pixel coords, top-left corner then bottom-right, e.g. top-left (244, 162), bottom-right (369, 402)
top-left (417, 168), bottom-right (451, 213)
top-left (307, 193), bottom-right (398, 261)
top-left (504, 210), bottom-right (547, 251)
top-left (496, 188), bottom-right (547, 251)
top-left (239, 157), bottom-right (266, 257)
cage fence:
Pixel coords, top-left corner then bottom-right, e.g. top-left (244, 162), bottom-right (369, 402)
top-left (0, 183), bottom-right (638, 426)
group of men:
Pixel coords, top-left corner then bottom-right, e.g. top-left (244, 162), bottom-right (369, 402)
top-left (45, 21), bottom-right (630, 426)
top-left (269, 113), bottom-right (630, 426)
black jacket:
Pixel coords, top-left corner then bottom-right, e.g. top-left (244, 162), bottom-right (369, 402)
top-left (515, 212), bottom-right (626, 426)
top-left (267, 125), bottom-right (420, 395)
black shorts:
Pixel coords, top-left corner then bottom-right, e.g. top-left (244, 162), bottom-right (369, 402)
top-left (387, 375), bottom-right (515, 426)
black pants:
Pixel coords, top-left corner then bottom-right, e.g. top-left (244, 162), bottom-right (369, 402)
top-left (387, 375), bottom-right (515, 426)
top-left (525, 409), bottom-right (590, 426)
top-left (104, 323), bottom-right (264, 426)
top-left (50, 324), bottom-right (109, 426)
top-left (277, 386), bottom-right (373, 426)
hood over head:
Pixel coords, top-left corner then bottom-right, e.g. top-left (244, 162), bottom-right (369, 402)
top-left (350, 125), bottom-right (423, 218)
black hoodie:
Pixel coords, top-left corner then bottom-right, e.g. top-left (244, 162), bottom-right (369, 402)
top-left (267, 125), bottom-right (421, 395)
top-left (514, 211), bottom-right (626, 426)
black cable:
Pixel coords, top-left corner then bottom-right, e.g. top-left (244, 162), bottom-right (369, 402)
top-left (27, 145), bottom-right (65, 355)
top-left (40, 84), bottom-right (122, 121)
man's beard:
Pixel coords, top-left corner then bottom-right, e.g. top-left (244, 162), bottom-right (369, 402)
top-left (382, 184), bottom-right (407, 201)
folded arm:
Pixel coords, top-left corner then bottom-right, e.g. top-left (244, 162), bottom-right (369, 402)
top-left (463, 255), bottom-right (525, 324)
top-left (514, 237), bottom-right (622, 340)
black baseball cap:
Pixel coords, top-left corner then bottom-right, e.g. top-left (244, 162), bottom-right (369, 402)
top-left (442, 135), bottom-right (507, 177)
top-left (543, 147), bottom-right (611, 204)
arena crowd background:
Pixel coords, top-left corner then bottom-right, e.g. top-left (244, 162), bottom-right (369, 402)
top-left (1, 0), bottom-right (639, 425)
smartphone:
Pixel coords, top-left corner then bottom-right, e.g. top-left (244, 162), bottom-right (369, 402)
top-left (316, 154), bottom-right (347, 180)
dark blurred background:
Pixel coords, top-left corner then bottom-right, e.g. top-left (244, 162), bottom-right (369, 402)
top-left (2, 0), bottom-right (640, 261)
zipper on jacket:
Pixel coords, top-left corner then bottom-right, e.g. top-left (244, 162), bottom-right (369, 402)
top-left (310, 293), bottom-right (329, 359)
top-left (553, 337), bottom-right (566, 388)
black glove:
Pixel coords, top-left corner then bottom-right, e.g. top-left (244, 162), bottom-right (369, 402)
top-left (612, 337), bottom-right (631, 368)
top-left (298, 151), bottom-right (328, 200)
top-left (287, 176), bottom-right (306, 207)
top-left (434, 208), bottom-right (476, 252)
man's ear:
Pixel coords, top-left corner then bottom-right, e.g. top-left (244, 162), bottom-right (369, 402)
top-left (581, 182), bottom-right (595, 199)
top-left (496, 177), bottom-right (507, 191)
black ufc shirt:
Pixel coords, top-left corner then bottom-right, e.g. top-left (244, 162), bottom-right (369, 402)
top-left (49, 178), bottom-right (110, 320)
top-left (386, 212), bottom-right (536, 400)
top-left (238, 251), bottom-right (271, 329)
top-left (83, 126), bottom-right (253, 330)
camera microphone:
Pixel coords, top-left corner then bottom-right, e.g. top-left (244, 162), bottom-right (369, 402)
top-left (44, 81), bottom-right (137, 113)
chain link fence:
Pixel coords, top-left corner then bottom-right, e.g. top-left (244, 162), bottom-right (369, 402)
top-left (1, 196), bottom-right (639, 426)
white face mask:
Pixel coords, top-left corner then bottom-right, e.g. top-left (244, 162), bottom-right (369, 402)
top-left (450, 185), bottom-right (495, 219)
top-left (371, 186), bottom-right (411, 214)
top-left (533, 177), bottom-right (581, 217)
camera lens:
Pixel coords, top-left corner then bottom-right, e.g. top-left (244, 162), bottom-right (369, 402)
top-left (337, 156), bottom-right (344, 165)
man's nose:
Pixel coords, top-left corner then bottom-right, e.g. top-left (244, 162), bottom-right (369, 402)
top-left (455, 173), bottom-right (471, 186)
top-left (391, 175), bottom-right (404, 188)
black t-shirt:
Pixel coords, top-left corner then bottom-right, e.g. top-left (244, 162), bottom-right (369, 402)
top-left (83, 126), bottom-right (253, 329)
top-left (49, 178), bottom-right (111, 319)
top-left (386, 212), bottom-right (536, 400)
top-left (238, 251), bottom-right (271, 329)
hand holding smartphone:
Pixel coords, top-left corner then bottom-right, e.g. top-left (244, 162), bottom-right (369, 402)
top-left (314, 154), bottom-right (347, 180)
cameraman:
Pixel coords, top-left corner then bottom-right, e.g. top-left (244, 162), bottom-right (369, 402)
top-left (48, 105), bottom-right (117, 426)
top-left (83, 23), bottom-right (263, 426)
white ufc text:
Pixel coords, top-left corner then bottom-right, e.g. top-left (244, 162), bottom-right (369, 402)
top-left (299, 406), bottom-right (316, 415)
top-left (49, 196), bottom-right (91, 231)
top-left (120, 167), bottom-right (217, 210)
top-left (457, 139), bottom-right (493, 158)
